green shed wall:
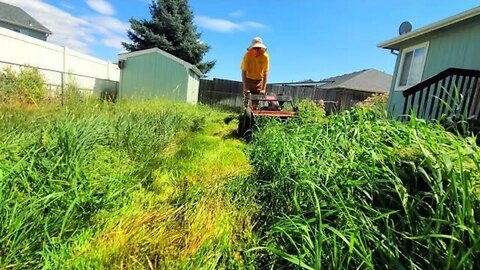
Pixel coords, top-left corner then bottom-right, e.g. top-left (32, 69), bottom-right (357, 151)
top-left (119, 52), bottom-right (190, 102)
top-left (186, 70), bottom-right (200, 103)
top-left (387, 16), bottom-right (480, 117)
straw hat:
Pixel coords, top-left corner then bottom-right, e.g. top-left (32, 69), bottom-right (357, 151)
top-left (247, 37), bottom-right (267, 50)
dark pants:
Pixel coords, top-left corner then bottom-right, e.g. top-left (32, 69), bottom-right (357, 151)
top-left (243, 78), bottom-right (263, 108)
top-left (244, 78), bottom-right (262, 93)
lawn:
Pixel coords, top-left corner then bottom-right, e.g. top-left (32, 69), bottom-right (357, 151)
top-left (1, 74), bottom-right (479, 269)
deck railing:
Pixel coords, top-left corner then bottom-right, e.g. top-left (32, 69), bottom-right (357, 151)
top-left (402, 68), bottom-right (480, 126)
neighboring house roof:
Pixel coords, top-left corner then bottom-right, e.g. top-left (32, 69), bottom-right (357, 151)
top-left (118, 47), bottom-right (203, 77)
top-left (273, 69), bottom-right (392, 93)
top-left (378, 6), bottom-right (480, 50)
top-left (0, 1), bottom-right (51, 34)
top-left (317, 69), bottom-right (392, 93)
top-left (272, 81), bottom-right (327, 87)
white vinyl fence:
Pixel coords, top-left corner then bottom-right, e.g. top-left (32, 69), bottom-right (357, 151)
top-left (0, 27), bottom-right (119, 98)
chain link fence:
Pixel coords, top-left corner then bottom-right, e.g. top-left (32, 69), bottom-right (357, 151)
top-left (0, 60), bottom-right (118, 105)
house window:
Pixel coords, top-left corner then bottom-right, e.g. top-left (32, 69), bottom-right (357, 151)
top-left (397, 42), bottom-right (429, 89)
top-left (20, 29), bottom-right (30, 35)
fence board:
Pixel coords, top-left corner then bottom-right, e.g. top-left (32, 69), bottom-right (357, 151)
top-left (199, 78), bottom-right (381, 113)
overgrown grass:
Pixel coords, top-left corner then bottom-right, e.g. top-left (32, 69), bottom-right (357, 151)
top-left (5, 87), bottom-right (478, 269)
top-left (248, 103), bottom-right (480, 269)
top-left (0, 100), bottom-right (257, 269)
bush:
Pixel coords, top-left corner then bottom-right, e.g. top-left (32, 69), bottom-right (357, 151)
top-left (354, 93), bottom-right (389, 115)
top-left (0, 66), bottom-right (48, 104)
top-left (296, 100), bottom-right (326, 123)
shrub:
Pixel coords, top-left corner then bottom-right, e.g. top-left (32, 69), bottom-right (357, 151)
top-left (0, 66), bottom-right (48, 104)
top-left (295, 100), bottom-right (326, 123)
top-left (355, 93), bottom-right (389, 116)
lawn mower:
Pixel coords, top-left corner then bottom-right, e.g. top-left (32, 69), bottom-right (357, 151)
top-left (237, 93), bottom-right (298, 140)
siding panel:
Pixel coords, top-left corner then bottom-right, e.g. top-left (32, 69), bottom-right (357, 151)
top-left (120, 51), bottom-right (190, 102)
top-left (388, 17), bottom-right (480, 118)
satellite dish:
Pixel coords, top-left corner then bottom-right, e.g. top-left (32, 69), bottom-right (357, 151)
top-left (399, 21), bottom-right (413, 35)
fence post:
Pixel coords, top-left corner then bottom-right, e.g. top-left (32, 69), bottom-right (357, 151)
top-left (61, 72), bottom-right (65, 106)
top-left (62, 46), bottom-right (67, 106)
top-left (107, 61), bottom-right (111, 80)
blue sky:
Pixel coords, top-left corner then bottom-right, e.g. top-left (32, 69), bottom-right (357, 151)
top-left (5, 0), bottom-right (479, 83)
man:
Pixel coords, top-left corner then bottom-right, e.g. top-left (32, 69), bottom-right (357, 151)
top-left (241, 37), bottom-right (270, 108)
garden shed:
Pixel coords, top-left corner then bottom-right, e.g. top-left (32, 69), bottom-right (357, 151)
top-left (118, 48), bottom-right (202, 103)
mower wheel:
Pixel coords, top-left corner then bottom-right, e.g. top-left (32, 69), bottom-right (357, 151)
top-left (238, 108), bottom-right (254, 141)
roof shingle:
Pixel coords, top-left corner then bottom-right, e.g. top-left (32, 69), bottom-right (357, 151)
top-left (317, 69), bottom-right (392, 93)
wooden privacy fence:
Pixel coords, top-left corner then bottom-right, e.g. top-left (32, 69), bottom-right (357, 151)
top-left (198, 78), bottom-right (244, 109)
top-left (199, 78), bottom-right (378, 113)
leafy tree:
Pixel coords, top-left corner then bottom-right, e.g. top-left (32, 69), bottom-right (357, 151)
top-left (122, 0), bottom-right (215, 74)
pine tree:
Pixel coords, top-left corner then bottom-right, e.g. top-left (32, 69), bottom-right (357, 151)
top-left (122, 0), bottom-right (215, 74)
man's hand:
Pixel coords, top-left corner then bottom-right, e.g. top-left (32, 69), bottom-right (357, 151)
top-left (242, 84), bottom-right (249, 94)
top-left (257, 85), bottom-right (266, 94)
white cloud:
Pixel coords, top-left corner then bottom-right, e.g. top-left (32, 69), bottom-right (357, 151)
top-left (60, 3), bottom-right (75, 10)
top-left (85, 0), bottom-right (115, 16)
top-left (195, 16), bottom-right (242, 32)
top-left (229, 10), bottom-right (244, 18)
top-left (83, 15), bottom-right (129, 35)
top-left (195, 16), bottom-right (267, 33)
top-left (101, 36), bottom-right (124, 49)
top-left (1, 0), bottom-right (128, 56)
top-left (243, 21), bottom-right (267, 29)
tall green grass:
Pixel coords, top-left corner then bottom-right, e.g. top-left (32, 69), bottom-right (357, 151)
top-left (66, 105), bottom-right (257, 269)
top-left (249, 104), bottom-right (480, 269)
top-left (0, 102), bottom-right (181, 268)
top-left (0, 100), bottom-right (258, 269)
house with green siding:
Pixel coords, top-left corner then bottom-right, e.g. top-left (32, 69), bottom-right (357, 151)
top-left (378, 6), bottom-right (480, 121)
top-left (118, 48), bottom-right (202, 103)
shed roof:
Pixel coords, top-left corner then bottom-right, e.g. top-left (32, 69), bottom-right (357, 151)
top-left (378, 6), bottom-right (480, 50)
top-left (118, 47), bottom-right (203, 77)
top-left (0, 1), bottom-right (51, 34)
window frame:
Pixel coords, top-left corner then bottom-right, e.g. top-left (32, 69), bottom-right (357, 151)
top-left (395, 42), bottom-right (429, 91)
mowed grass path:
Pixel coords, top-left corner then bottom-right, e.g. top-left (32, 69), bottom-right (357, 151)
top-left (0, 102), bottom-right (258, 269)
top-left (64, 107), bottom-right (258, 269)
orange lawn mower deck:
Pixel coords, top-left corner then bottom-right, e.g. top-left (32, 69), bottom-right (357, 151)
top-left (238, 93), bottom-right (298, 140)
